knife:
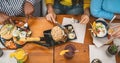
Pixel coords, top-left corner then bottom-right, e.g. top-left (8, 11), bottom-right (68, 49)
top-left (54, 21), bottom-right (69, 37)
top-left (54, 21), bottom-right (65, 30)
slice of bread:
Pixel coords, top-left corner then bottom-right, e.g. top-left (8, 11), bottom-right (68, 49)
top-left (51, 26), bottom-right (65, 42)
top-left (0, 24), bottom-right (17, 40)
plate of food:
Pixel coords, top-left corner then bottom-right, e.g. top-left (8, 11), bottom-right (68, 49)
top-left (0, 20), bottom-right (33, 49)
top-left (41, 24), bottom-right (77, 47)
top-left (90, 19), bottom-right (109, 38)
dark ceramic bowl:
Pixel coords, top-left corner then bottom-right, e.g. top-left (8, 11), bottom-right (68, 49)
top-left (91, 19), bottom-right (109, 38)
top-left (0, 36), bottom-right (24, 49)
top-left (91, 58), bottom-right (102, 63)
top-left (0, 48), bottom-right (3, 57)
top-left (118, 51), bottom-right (120, 56)
top-left (106, 45), bottom-right (118, 56)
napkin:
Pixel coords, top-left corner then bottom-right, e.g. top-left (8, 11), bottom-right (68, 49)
top-left (62, 17), bottom-right (86, 43)
top-left (89, 45), bottom-right (116, 63)
top-left (113, 38), bottom-right (120, 46)
top-left (0, 50), bottom-right (17, 63)
top-left (93, 37), bottom-right (108, 47)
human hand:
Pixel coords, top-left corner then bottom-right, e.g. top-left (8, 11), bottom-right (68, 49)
top-left (24, 1), bottom-right (34, 16)
top-left (80, 14), bottom-right (89, 24)
top-left (46, 11), bottom-right (56, 23)
top-left (111, 25), bottom-right (120, 38)
top-left (0, 13), bottom-right (9, 24)
top-left (115, 14), bottom-right (120, 19)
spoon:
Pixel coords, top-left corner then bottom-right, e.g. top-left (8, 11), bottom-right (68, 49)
top-left (108, 15), bottom-right (116, 26)
top-left (105, 16), bottom-right (117, 44)
top-left (24, 16), bottom-right (29, 28)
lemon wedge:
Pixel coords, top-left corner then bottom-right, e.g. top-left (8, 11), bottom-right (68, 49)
top-left (60, 50), bottom-right (69, 56)
top-left (14, 49), bottom-right (26, 60)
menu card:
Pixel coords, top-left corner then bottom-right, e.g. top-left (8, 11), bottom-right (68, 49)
top-left (89, 45), bottom-right (116, 63)
top-left (0, 50), bottom-right (17, 63)
top-left (62, 17), bottom-right (86, 43)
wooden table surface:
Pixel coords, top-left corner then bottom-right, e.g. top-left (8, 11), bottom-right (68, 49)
top-left (12, 15), bottom-right (120, 63)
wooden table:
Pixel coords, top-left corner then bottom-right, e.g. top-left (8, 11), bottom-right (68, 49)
top-left (12, 15), bottom-right (120, 63)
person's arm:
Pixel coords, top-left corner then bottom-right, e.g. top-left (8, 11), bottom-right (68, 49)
top-left (47, 3), bottom-right (54, 14)
top-left (84, 7), bottom-right (90, 17)
top-left (0, 12), bottom-right (9, 24)
top-left (90, 0), bottom-right (114, 20)
top-left (45, 0), bottom-right (54, 14)
top-left (45, 0), bottom-right (56, 23)
top-left (109, 25), bottom-right (120, 38)
top-left (24, 0), bottom-right (35, 16)
top-left (115, 14), bottom-right (120, 19)
top-left (80, 7), bottom-right (90, 24)
top-left (26, 0), bottom-right (36, 5)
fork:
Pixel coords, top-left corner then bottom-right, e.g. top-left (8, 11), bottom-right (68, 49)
top-left (107, 15), bottom-right (116, 27)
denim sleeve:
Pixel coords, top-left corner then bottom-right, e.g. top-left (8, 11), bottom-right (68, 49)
top-left (90, 0), bottom-right (114, 20)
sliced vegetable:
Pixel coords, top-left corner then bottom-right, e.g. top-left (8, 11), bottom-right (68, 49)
top-left (5, 40), bottom-right (16, 49)
top-left (19, 31), bottom-right (27, 38)
top-left (12, 30), bottom-right (20, 37)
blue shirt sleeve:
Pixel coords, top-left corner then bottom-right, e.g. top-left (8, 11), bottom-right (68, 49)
top-left (90, 0), bottom-right (114, 20)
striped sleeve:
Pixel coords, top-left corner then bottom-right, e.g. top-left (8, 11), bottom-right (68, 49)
top-left (0, 0), bottom-right (24, 16)
top-left (26, 0), bottom-right (36, 5)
